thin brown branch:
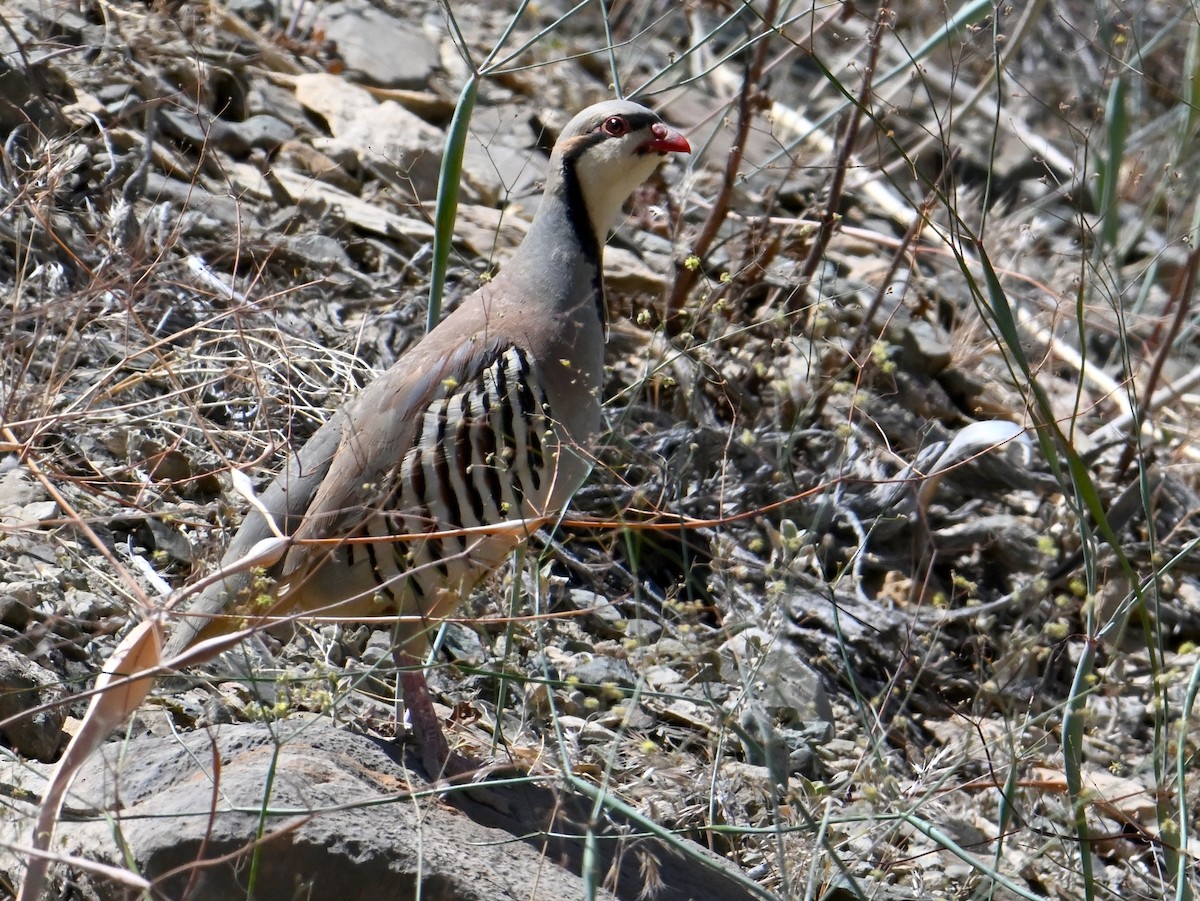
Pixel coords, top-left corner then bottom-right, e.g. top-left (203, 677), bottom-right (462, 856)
top-left (785, 0), bottom-right (891, 319)
top-left (1115, 243), bottom-right (1200, 479)
top-left (851, 147), bottom-right (957, 359)
top-left (662, 0), bottom-right (780, 330)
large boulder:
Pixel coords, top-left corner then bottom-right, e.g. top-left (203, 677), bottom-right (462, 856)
top-left (1, 719), bottom-right (759, 900)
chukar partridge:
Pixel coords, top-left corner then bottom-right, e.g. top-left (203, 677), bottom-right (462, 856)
top-left (165, 99), bottom-right (690, 774)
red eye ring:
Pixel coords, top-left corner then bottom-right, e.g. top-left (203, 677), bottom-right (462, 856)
top-left (602, 116), bottom-right (629, 137)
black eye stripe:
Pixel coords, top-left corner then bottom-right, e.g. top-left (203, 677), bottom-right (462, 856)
top-left (560, 132), bottom-right (608, 165)
top-left (559, 112), bottom-right (664, 169)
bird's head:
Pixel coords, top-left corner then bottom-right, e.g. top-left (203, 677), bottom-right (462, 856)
top-left (550, 99), bottom-right (690, 241)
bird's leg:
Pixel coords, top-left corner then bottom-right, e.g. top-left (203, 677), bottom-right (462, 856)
top-left (393, 647), bottom-right (500, 782)
top-left (393, 648), bottom-right (453, 778)
top-left (392, 648), bottom-right (513, 812)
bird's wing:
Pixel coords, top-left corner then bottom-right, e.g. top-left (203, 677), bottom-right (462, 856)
top-left (164, 317), bottom-right (505, 655)
top-left (280, 329), bottom-right (503, 560)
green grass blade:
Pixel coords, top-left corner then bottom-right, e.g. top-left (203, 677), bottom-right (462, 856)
top-left (1095, 71), bottom-right (1129, 258)
top-left (427, 77), bottom-right (479, 334)
top-left (1175, 657), bottom-right (1200, 901)
top-left (1061, 635), bottom-right (1099, 901)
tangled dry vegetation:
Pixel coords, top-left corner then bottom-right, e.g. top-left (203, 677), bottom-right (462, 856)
top-left (3, 0), bottom-right (1200, 898)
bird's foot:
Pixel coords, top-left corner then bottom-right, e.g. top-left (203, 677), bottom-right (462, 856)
top-left (396, 655), bottom-right (513, 810)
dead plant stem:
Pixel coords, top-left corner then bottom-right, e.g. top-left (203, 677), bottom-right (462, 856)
top-left (663, 0), bottom-right (779, 330)
top-left (787, 0), bottom-right (889, 320)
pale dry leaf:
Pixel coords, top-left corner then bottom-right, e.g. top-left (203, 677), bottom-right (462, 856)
top-left (18, 618), bottom-right (164, 901)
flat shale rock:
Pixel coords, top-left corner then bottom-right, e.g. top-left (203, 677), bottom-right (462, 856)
top-left (1, 720), bottom-right (758, 901)
top-left (317, 0), bottom-right (440, 90)
top-left (0, 647), bottom-right (66, 762)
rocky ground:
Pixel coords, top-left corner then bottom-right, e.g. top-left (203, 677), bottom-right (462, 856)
top-left (3, 0), bottom-right (1200, 898)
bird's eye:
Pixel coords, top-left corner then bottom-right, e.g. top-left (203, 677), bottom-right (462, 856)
top-left (602, 116), bottom-right (629, 137)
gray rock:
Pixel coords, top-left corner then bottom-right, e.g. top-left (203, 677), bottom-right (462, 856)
top-left (570, 654), bottom-right (639, 695)
top-left (571, 588), bottom-right (625, 637)
top-left (155, 109), bottom-right (293, 158)
top-left (459, 103), bottom-right (546, 206)
top-left (620, 617), bottom-right (663, 644)
top-left (0, 647), bottom-right (66, 762)
top-left (282, 233), bottom-right (354, 271)
top-left (0, 466), bottom-right (44, 511)
top-left (224, 0), bottom-right (276, 24)
top-left (319, 1), bottom-right (439, 89)
top-left (293, 72), bottom-right (445, 200)
top-left (719, 628), bottom-right (834, 729)
top-left (0, 594), bottom-right (33, 630)
top-left (899, 318), bottom-right (952, 375)
top-left (140, 173), bottom-right (248, 231)
top-left (0, 720), bottom-right (760, 900)
top-left (229, 114), bottom-right (295, 153)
